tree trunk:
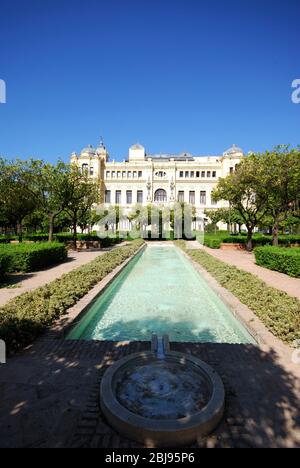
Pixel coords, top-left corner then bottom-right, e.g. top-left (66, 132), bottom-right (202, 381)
top-left (272, 220), bottom-right (279, 246)
top-left (73, 215), bottom-right (78, 250)
top-left (238, 224), bottom-right (242, 234)
top-left (246, 226), bottom-right (253, 251)
top-left (48, 214), bottom-right (55, 242)
top-left (17, 221), bottom-right (23, 242)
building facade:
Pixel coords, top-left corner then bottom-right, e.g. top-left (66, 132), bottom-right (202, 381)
top-left (71, 140), bottom-right (244, 223)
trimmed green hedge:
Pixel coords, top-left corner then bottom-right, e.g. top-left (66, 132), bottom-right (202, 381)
top-left (0, 239), bottom-right (144, 354)
top-left (203, 238), bottom-right (222, 249)
top-left (202, 233), bottom-right (300, 249)
top-left (0, 252), bottom-right (11, 279)
top-left (254, 246), bottom-right (300, 278)
top-left (0, 242), bottom-right (68, 273)
top-left (176, 240), bottom-right (300, 345)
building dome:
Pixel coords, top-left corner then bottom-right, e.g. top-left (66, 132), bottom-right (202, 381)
top-left (224, 144), bottom-right (243, 156)
top-left (130, 143), bottom-right (144, 150)
top-left (81, 144), bottom-right (96, 155)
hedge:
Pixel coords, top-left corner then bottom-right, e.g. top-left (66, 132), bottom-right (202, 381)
top-left (254, 246), bottom-right (300, 278)
top-left (0, 239), bottom-right (145, 353)
top-left (176, 240), bottom-right (300, 345)
top-left (0, 252), bottom-right (11, 279)
top-left (0, 242), bottom-right (68, 273)
top-left (202, 234), bottom-right (300, 249)
top-left (203, 238), bottom-right (222, 249)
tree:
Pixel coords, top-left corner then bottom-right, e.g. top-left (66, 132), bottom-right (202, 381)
top-left (258, 146), bottom-right (300, 245)
top-left (0, 158), bottom-right (41, 240)
top-left (77, 209), bottom-right (105, 234)
top-left (36, 161), bottom-right (75, 242)
top-left (205, 208), bottom-right (245, 234)
top-left (63, 165), bottom-right (100, 249)
top-left (212, 154), bottom-right (270, 250)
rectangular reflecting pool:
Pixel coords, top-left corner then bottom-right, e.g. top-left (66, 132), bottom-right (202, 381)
top-left (67, 245), bottom-right (255, 343)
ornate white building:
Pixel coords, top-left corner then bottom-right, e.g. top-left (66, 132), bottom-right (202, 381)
top-left (71, 140), bottom-right (244, 221)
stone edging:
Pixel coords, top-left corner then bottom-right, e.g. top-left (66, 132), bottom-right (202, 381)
top-left (48, 243), bottom-right (146, 339)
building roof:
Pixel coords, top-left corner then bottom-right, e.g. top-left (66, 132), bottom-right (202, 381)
top-left (130, 143), bottom-right (144, 150)
top-left (146, 152), bottom-right (195, 161)
top-left (81, 144), bottom-right (96, 155)
top-left (224, 144), bottom-right (243, 155)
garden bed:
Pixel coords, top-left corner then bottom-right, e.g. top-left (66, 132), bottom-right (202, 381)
top-left (176, 240), bottom-right (300, 345)
top-left (0, 239), bottom-right (144, 354)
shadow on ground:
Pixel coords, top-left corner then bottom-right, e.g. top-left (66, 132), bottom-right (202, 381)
top-left (0, 336), bottom-right (299, 448)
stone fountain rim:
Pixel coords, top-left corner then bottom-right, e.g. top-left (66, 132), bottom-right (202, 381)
top-left (100, 350), bottom-right (225, 442)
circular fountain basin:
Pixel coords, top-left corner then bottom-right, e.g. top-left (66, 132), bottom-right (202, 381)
top-left (100, 351), bottom-right (225, 446)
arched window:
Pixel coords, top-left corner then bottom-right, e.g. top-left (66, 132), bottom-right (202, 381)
top-left (154, 189), bottom-right (167, 203)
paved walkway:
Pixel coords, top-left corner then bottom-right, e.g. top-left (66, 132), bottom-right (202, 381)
top-left (203, 247), bottom-right (300, 301)
top-left (0, 338), bottom-right (299, 448)
top-left (0, 249), bottom-right (108, 307)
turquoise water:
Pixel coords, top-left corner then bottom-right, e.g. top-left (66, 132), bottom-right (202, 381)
top-left (67, 245), bottom-right (255, 343)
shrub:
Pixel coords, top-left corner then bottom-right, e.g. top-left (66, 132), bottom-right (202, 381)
top-left (254, 246), bottom-right (300, 278)
top-left (203, 238), bottom-right (222, 249)
top-left (0, 242), bottom-right (68, 273)
top-left (175, 240), bottom-right (300, 345)
top-left (0, 239), bottom-right (144, 354)
top-left (0, 252), bottom-right (11, 280)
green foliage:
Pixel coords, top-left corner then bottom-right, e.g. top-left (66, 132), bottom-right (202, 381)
top-left (0, 252), bottom-right (11, 279)
top-left (202, 233), bottom-right (300, 249)
top-left (203, 238), bottom-right (222, 249)
top-left (254, 246), bottom-right (300, 278)
top-left (0, 242), bottom-right (67, 273)
top-left (0, 158), bottom-right (42, 239)
top-left (212, 147), bottom-right (300, 249)
top-left (0, 239), bottom-right (144, 353)
top-left (176, 240), bottom-right (300, 345)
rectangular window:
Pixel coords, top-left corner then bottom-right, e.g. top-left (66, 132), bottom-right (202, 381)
top-left (189, 191), bottom-right (195, 205)
top-left (178, 191), bottom-right (184, 203)
top-left (207, 171), bottom-right (211, 178)
top-left (230, 167), bottom-right (234, 174)
top-left (201, 171), bottom-right (205, 178)
top-left (115, 190), bottom-right (121, 204)
top-left (128, 171), bottom-right (132, 178)
top-left (190, 171), bottom-right (194, 178)
top-left (117, 171), bottom-right (121, 179)
top-left (133, 171), bottom-right (137, 178)
top-left (179, 171), bottom-right (184, 178)
top-left (82, 163), bottom-right (88, 173)
top-left (138, 171), bottom-right (143, 178)
top-left (212, 171), bottom-right (217, 178)
top-left (112, 171), bottom-right (116, 179)
top-left (122, 171), bottom-right (126, 178)
top-left (185, 171), bottom-right (189, 178)
top-left (90, 167), bottom-right (94, 176)
top-left (196, 171), bottom-right (200, 178)
top-left (137, 190), bottom-right (143, 203)
top-left (106, 171), bottom-right (111, 178)
top-left (211, 198), bottom-right (217, 206)
top-left (200, 191), bottom-right (206, 205)
top-left (105, 190), bottom-right (111, 204)
top-left (126, 190), bottom-right (132, 204)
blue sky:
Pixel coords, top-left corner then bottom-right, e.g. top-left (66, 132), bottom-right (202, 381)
top-left (0, 0), bottom-right (299, 162)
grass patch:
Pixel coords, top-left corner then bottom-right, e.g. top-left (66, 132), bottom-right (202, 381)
top-left (176, 240), bottom-right (300, 345)
top-left (0, 239), bottom-right (144, 354)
